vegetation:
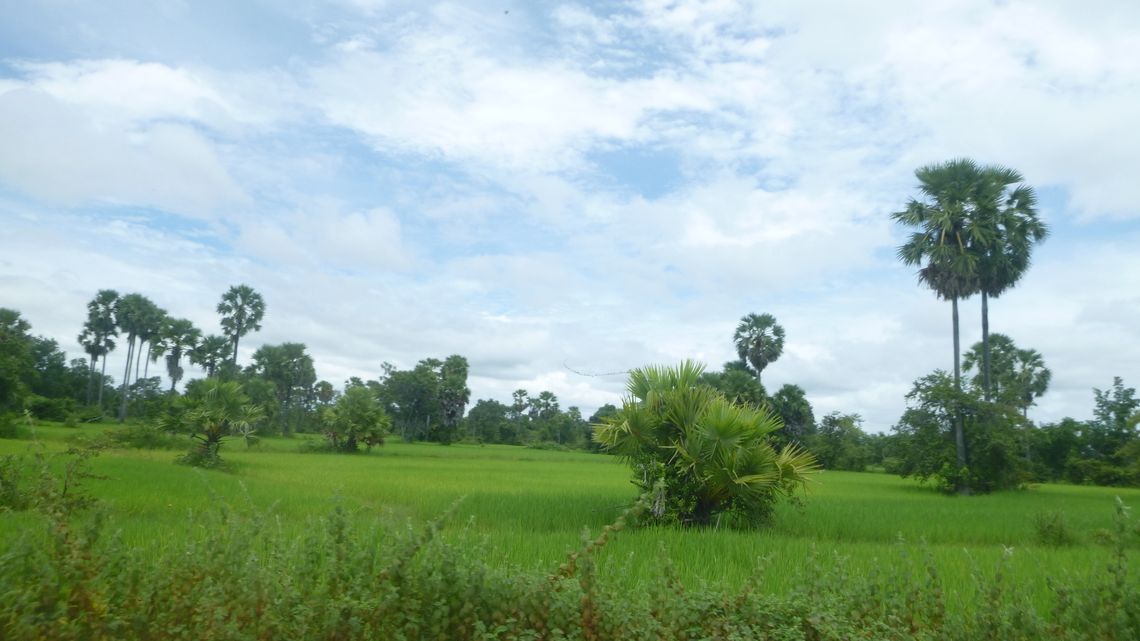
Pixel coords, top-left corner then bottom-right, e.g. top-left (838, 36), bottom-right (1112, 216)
top-left (594, 361), bottom-right (818, 528)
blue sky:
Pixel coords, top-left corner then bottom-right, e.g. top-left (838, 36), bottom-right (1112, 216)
top-left (2, 0), bottom-right (1139, 429)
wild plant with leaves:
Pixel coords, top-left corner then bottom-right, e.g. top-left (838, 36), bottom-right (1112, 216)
top-left (594, 361), bottom-right (818, 528)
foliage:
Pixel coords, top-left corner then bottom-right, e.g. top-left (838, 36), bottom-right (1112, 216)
top-left (963, 333), bottom-right (1051, 416)
top-left (594, 361), bottom-right (818, 527)
top-left (216, 284), bottom-right (266, 366)
top-left (1032, 510), bottom-right (1076, 546)
top-left (807, 412), bottom-right (875, 471)
top-left (248, 342), bottom-right (317, 435)
top-left (320, 386), bottom-right (390, 452)
top-left (770, 383), bottom-right (815, 444)
top-left (163, 379), bottom-right (264, 466)
top-left (0, 308), bottom-right (34, 413)
top-left (891, 371), bottom-right (1029, 493)
top-left (700, 365), bottom-right (767, 408)
top-left (732, 313), bottom-right (785, 384)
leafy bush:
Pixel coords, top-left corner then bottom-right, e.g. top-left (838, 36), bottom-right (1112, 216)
top-left (22, 394), bottom-right (76, 422)
top-left (319, 386), bottom-right (390, 452)
top-left (0, 413), bottom-right (30, 440)
top-left (102, 423), bottom-right (186, 450)
top-left (594, 361), bottom-right (818, 528)
top-left (1032, 510), bottom-right (1076, 546)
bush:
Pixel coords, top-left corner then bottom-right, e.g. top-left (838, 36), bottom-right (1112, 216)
top-left (23, 394), bottom-right (76, 422)
top-left (0, 413), bottom-right (30, 440)
top-left (1032, 510), bottom-right (1076, 546)
top-left (594, 361), bottom-right (818, 528)
top-left (103, 423), bottom-right (186, 450)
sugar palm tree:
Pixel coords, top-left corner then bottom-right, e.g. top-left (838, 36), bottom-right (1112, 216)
top-left (892, 159), bottom-right (990, 481)
top-left (594, 361), bottom-right (817, 527)
top-left (973, 167), bottom-right (1047, 401)
top-left (85, 289), bottom-right (119, 408)
top-left (181, 379), bottom-right (263, 462)
top-left (189, 334), bottom-right (231, 378)
top-left (151, 318), bottom-right (202, 392)
top-left (217, 284), bottom-right (266, 367)
top-left (732, 313), bottom-right (785, 387)
top-left (115, 293), bottom-right (160, 421)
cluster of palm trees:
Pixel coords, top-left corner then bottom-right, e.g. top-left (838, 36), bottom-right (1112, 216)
top-left (892, 158), bottom-right (1049, 475)
top-left (77, 284), bottom-right (266, 420)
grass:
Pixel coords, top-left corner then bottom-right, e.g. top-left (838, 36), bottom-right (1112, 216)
top-left (3, 421), bottom-right (1139, 617)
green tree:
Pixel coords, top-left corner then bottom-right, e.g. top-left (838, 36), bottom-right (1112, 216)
top-left (0, 309), bottom-right (34, 413)
top-left (467, 399), bottom-right (511, 443)
top-left (807, 412), bottom-right (873, 471)
top-left (170, 379), bottom-right (263, 466)
top-left (891, 370), bottom-right (1028, 493)
top-left (732, 313), bottom-right (785, 386)
top-left (1089, 377), bottom-right (1139, 459)
top-left (151, 318), bottom-right (201, 392)
top-left (963, 334), bottom-right (1050, 417)
top-left (435, 355), bottom-right (470, 445)
top-left (594, 361), bottom-right (818, 528)
top-left (700, 365), bottom-right (767, 409)
top-left (321, 386), bottom-right (390, 452)
top-left (769, 384), bottom-right (815, 444)
top-left (248, 343), bottom-right (317, 435)
top-left (114, 294), bottom-right (161, 422)
top-left (81, 290), bottom-right (119, 408)
top-left (379, 360), bottom-right (442, 441)
top-left (189, 335), bottom-right (230, 378)
top-left (972, 167), bottom-right (1047, 401)
top-left (217, 284), bottom-right (266, 367)
top-left (893, 159), bottom-right (990, 482)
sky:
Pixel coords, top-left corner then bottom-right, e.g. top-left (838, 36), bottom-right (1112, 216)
top-left (1, 0), bottom-right (1138, 431)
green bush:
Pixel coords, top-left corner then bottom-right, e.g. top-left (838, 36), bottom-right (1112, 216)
top-left (22, 394), bottom-right (76, 422)
top-left (1032, 510), bottom-right (1076, 546)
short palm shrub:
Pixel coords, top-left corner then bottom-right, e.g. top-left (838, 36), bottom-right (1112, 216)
top-left (320, 386), bottom-right (391, 452)
top-left (594, 361), bottom-right (818, 527)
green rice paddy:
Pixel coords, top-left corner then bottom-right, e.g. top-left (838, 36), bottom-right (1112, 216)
top-left (3, 422), bottom-right (1138, 615)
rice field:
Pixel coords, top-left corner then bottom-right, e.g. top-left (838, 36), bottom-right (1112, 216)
top-left (3, 422), bottom-right (1138, 616)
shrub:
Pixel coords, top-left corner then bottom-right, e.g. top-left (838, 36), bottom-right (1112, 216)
top-left (594, 361), bottom-right (818, 528)
top-left (22, 394), bottom-right (76, 422)
top-left (1032, 510), bottom-right (1076, 546)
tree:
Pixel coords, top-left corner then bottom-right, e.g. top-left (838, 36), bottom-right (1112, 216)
top-left (893, 159), bottom-right (990, 482)
top-left (963, 334), bottom-right (1050, 417)
top-left (190, 335), bottom-right (230, 378)
top-left (807, 412), bottom-right (873, 471)
top-left (972, 167), bottom-right (1047, 401)
top-left (1089, 377), bottom-right (1139, 459)
top-left (217, 284), bottom-right (266, 367)
top-left (249, 343), bottom-right (317, 435)
top-left (732, 314), bottom-right (785, 386)
top-left (890, 370), bottom-right (1028, 493)
top-left (0, 308), bottom-right (34, 412)
top-left (594, 361), bottom-right (818, 528)
top-left (83, 289), bottom-right (119, 408)
top-left (378, 360), bottom-right (442, 441)
top-left (321, 386), bottom-right (390, 452)
top-left (467, 399), bottom-right (512, 443)
top-left (152, 318), bottom-right (201, 392)
top-left (700, 366), bottom-right (767, 409)
top-left (114, 293), bottom-right (161, 422)
top-left (770, 384), bottom-right (815, 444)
top-left (435, 355), bottom-right (470, 445)
top-left (169, 379), bottom-right (263, 466)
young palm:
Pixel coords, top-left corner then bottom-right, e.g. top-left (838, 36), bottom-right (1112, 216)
top-left (595, 361), bottom-right (817, 527)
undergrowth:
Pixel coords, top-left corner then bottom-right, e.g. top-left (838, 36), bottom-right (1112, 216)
top-left (0, 451), bottom-right (1137, 641)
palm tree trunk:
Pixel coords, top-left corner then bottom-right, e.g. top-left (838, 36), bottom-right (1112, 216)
top-left (143, 342), bottom-right (152, 380)
top-left (98, 354), bottom-right (108, 407)
top-left (981, 291), bottom-right (991, 402)
top-left (118, 336), bottom-right (136, 422)
top-left (952, 297), bottom-right (969, 494)
top-left (86, 355), bottom-right (96, 406)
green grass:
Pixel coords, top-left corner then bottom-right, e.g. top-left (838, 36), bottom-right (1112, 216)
top-left (3, 421), bottom-right (1139, 616)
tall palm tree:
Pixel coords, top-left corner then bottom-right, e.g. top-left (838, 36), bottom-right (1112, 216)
top-left (190, 334), bottom-right (231, 378)
top-left (85, 289), bottom-right (119, 408)
top-left (137, 305), bottom-right (168, 383)
top-left (217, 284), bottom-right (266, 367)
top-left (732, 313), bottom-right (785, 387)
top-left (115, 293), bottom-right (161, 421)
top-left (892, 159), bottom-right (990, 482)
top-left (973, 167), bottom-right (1047, 401)
top-left (151, 318), bottom-right (202, 392)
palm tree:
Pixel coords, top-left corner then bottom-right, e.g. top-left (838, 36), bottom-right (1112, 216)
top-left (190, 334), bottom-right (231, 378)
top-left (217, 284), bottom-right (266, 367)
top-left (180, 379), bottom-right (263, 463)
top-left (114, 293), bottom-right (160, 421)
top-left (594, 361), bottom-right (817, 527)
top-left (1012, 347), bottom-right (1051, 418)
top-left (892, 159), bottom-right (990, 482)
top-left (973, 167), bottom-right (1047, 401)
top-left (137, 305), bottom-right (168, 383)
top-left (85, 289), bottom-right (119, 408)
top-left (732, 313), bottom-right (785, 387)
top-left (151, 318), bottom-right (202, 392)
